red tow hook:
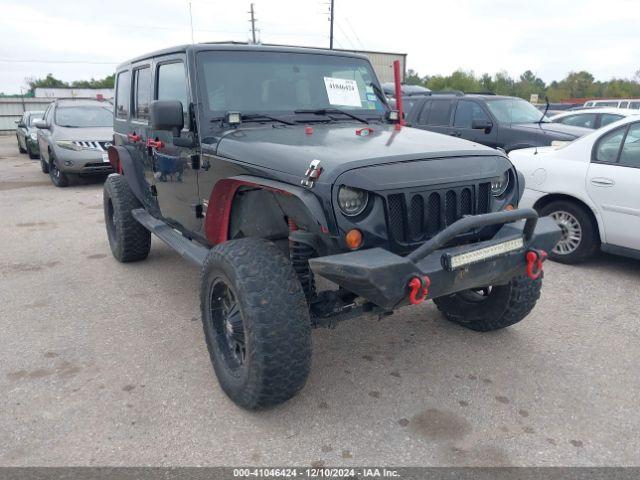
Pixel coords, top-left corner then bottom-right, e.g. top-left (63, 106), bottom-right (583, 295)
top-left (408, 276), bottom-right (431, 305)
top-left (526, 249), bottom-right (548, 280)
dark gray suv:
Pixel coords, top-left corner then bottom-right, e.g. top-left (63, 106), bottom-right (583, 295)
top-left (406, 94), bottom-right (591, 152)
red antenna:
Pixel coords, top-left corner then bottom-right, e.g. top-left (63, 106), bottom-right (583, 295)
top-left (393, 60), bottom-right (405, 128)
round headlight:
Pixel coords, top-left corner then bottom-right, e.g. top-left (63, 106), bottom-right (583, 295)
top-left (338, 186), bottom-right (369, 217)
top-left (490, 171), bottom-right (510, 197)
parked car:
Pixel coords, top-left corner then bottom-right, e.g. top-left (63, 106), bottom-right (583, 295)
top-left (104, 43), bottom-right (560, 409)
top-left (382, 82), bottom-right (431, 98)
top-left (35, 99), bottom-right (114, 187)
top-left (15, 110), bottom-right (44, 159)
top-left (405, 94), bottom-right (591, 152)
top-left (509, 116), bottom-right (640, 263)
top-left (583, 99), bottom-right (640, 109)
top-left (550, 107), bottom-right (639, 129)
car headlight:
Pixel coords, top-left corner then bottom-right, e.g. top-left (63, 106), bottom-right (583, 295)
top-left (490, 171), bottom-right (510, 197)
top-left (29, 132), bottom-right (37, 140)
top-left (55, 140), bottom-right (83, 151)
top-left (337, 186), bottom-right (369, 216)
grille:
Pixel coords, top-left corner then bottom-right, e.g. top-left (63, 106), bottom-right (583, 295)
top-left (385, 183), bottom-right (492, 244)
top-left (71, 140), bottom-right (111, 151)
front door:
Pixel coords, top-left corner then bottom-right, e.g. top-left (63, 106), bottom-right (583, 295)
top-left (148, 56), bottom-right (201, 233)
top-left (451, 99), bottom-right (499, 147)
top-left (587, 122), bottom-right (640, 250)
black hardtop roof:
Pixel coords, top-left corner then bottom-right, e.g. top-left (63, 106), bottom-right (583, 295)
top-left (429, 93), bottom-right (520, 101)
top-left (117, 42), bottom-right (370, 70)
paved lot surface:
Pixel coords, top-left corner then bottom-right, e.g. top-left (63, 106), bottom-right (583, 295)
top-left (0, 135), bottom-right (639, 467)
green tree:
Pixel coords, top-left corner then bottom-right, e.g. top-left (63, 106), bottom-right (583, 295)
top-left (27, 73), bottom-right (67, 93)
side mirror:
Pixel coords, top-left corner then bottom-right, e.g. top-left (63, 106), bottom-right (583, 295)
top-left (149, 100), bottom-right (184, 134)
top-left (472, 119), bottom-right (493, 132)
top-left (34, 120), bottom-right (49, 129)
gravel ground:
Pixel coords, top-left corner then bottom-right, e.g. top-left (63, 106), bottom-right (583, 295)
top-left (0, 134), bottom-right (638, 467)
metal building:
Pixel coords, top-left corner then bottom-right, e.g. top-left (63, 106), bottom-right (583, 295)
top-left (332, 48), bottom-right (406, 83)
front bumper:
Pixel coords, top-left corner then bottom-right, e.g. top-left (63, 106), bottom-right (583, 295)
top-left (54, 145), bottom-right (113, 174)
top-left (309, 209), bottom-right (562, 310)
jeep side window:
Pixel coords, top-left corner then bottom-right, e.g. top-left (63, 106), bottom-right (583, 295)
top-left (157, 61), bottom-right (189, 127)
top-left (133, 67), bottom-right (151, 121)
top-left (115, 70), bottom-right (131, 119)
top-left (453, 100), bottom-right (489, 128)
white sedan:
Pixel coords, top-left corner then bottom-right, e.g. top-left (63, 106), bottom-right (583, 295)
top-left (509, 116), bottom-right (640, 263)
top-left (550, 107), bottom-right (639, 130)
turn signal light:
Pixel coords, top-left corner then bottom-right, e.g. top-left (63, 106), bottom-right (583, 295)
top-left (345, 229), bottom-right (363, 250)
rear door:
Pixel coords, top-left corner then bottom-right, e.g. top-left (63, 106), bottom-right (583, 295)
top-left (451, 99), bottom-right (499, 146)
top-left (413, 98), bottom-right (455, 136)
top-left (149, 54), bottom-right (201, 232)
top-left (587, 122), bottom-right (640, 250)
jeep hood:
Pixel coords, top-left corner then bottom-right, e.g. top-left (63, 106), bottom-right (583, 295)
top-left (207, 123), bottom-right (500, 182)
top-left (510, 122), bottom-right (591, 139)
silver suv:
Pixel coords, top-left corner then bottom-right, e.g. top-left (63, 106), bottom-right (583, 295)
top-left (35, 99), bottom-right (114, 187)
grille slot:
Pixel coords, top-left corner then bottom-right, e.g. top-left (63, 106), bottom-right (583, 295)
top-left (385, 182), bottom-right (492, 244)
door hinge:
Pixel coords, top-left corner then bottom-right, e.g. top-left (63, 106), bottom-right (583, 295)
top-left (194, 204), bottom-right (204, 218)
top-left (150, 185), bottom-right (158, 196)
top-left (190, 154), bottom-right (200, 170)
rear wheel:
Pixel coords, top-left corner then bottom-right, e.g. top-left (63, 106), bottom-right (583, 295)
top-left (539, 200), bottom-right (599, 264)
top-left (200, 238), bottom-right (312, 409)
top-left (27, 142), bottom-right (39, 159)
top-left (434, 275), bottom-right (542, 332)
top-left (49, 152), bottom-right (70, 187)
top-left (103, 175), bottom-right (151, 262)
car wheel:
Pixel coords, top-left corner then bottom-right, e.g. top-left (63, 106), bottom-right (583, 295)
top-left (103, 175), bottom-right (151, 262)
top-left (40, 157), bottom-right (49, 174)
top-left (539, 200), bottom-right (599, 264)
top-left (18, 136), bottom-right (26, 153)
top-left (27, 142), bottom-right (39, 159)
top-left (200, 238), bottom-right (312, 409)
top-left (433, 275), bottom-right (542, 332)
top-left (48, 152), bottom-right (70, 188)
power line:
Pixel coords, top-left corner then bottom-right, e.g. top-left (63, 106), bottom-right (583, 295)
top-left (335, 21), bottom-right (356, 49)
top-left (344, 17), bottom-right (365, 49)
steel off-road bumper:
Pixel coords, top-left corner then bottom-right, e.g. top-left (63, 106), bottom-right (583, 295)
top-left (309, 209), bottom-right (562, 310)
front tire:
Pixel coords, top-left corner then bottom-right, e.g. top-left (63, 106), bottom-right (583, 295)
top-left (539, 200), bottom-right (599, 264)
top-left (103, 175), bottom-right (151, 262)
top-left (27, 142), bottom-right (39, 159)
top-left (18, 136), bottom-right (26, 153)
top-left (434, 275), bottom-right (542, 332)
top-left (49, 153), bottom-right (70, 187)
top-left (200, 238), bottom-right (312, 409)
top-left (40, 157), bottom-right (49, 173)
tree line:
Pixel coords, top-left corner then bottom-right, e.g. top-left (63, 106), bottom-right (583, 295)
top-left (405, 69), bottom-right (640, 103)
top-left (0, 73), bottom-right (116, 97)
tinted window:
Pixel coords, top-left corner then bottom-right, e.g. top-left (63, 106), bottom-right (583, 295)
top-left (454, 100), bottom-right (489, 128)
top-left (116, 70), bottom-right (131, 119)
top-left (595, 127), bottom-right (625, 163)
top-left (630, 102), bottom-right (640, 109)
top-left (619, 123), bottom-right (640, 168)
top-left (417, 100), bottom-right (432, 124)
top-left (157, 62), bottom-right (189, 126)
top-left (55, 106), bottom-right (113, 128)
top-left (133, 67), bottom-right (151, 120)
top-left (558, 113), bottom-right (596, 128)
top-left (600, 113), bottom-right (623, 127)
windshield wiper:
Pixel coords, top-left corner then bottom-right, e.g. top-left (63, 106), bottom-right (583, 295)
top-left (294, 108), bottom-right (369, 125)
top-left (210, 112), bottom-right (294, 126)
top-left (369, 82), bottom-right (389, 107)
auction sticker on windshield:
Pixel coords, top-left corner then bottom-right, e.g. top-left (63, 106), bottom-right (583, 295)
top-left (324, 77), bottom-right (361, 107)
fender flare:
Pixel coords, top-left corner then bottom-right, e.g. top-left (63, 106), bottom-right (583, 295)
top-left (107, 145), bottom-right (149, 206)
top-left (204, 175), bottom-right (330, 245)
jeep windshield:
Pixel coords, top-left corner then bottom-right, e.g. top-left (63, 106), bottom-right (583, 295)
top-left (197, 50), bottom-right (387, 122)
top-left (485, 98), bottom-right (550, 124)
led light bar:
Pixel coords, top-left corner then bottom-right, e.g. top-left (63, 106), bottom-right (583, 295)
top-left (443, 237), bottom-right (525, 270)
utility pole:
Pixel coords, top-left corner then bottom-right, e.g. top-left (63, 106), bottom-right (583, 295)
top-left (329, 0), bottom-right (334, 49)
top-left (249, 3), bottom-right (257, 44)
top-left (188, 2), bottom-right (194, 44)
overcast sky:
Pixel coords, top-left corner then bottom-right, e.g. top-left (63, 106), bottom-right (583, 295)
top-left (1, 0), bottom-right (638, 94)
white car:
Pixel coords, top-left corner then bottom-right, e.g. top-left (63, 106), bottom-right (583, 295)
top-left (550, 107), bottom-right (639, 130)
top-left (509, 116), bottom-right (640, 263)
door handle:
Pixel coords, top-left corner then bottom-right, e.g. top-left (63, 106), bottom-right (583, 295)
top-left (591, 177), bottom-right (615, 187)
top-left (449, 131), bottom-right (461, 137)
top-left (127, 133), bottom-right (141, 142)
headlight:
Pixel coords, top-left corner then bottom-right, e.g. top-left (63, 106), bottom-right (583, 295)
top-left (56, 140), bottom-right (82, 151)
top-left (337, 186), bottom-right (369, 217)
top-left (30, 132), bottom-right (37, 140)
top-left (490, 171), bottom-right (510, 197)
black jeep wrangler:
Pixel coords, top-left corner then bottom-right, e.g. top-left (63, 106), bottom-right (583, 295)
top-left (104, 43), bottom-right (560, 409)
